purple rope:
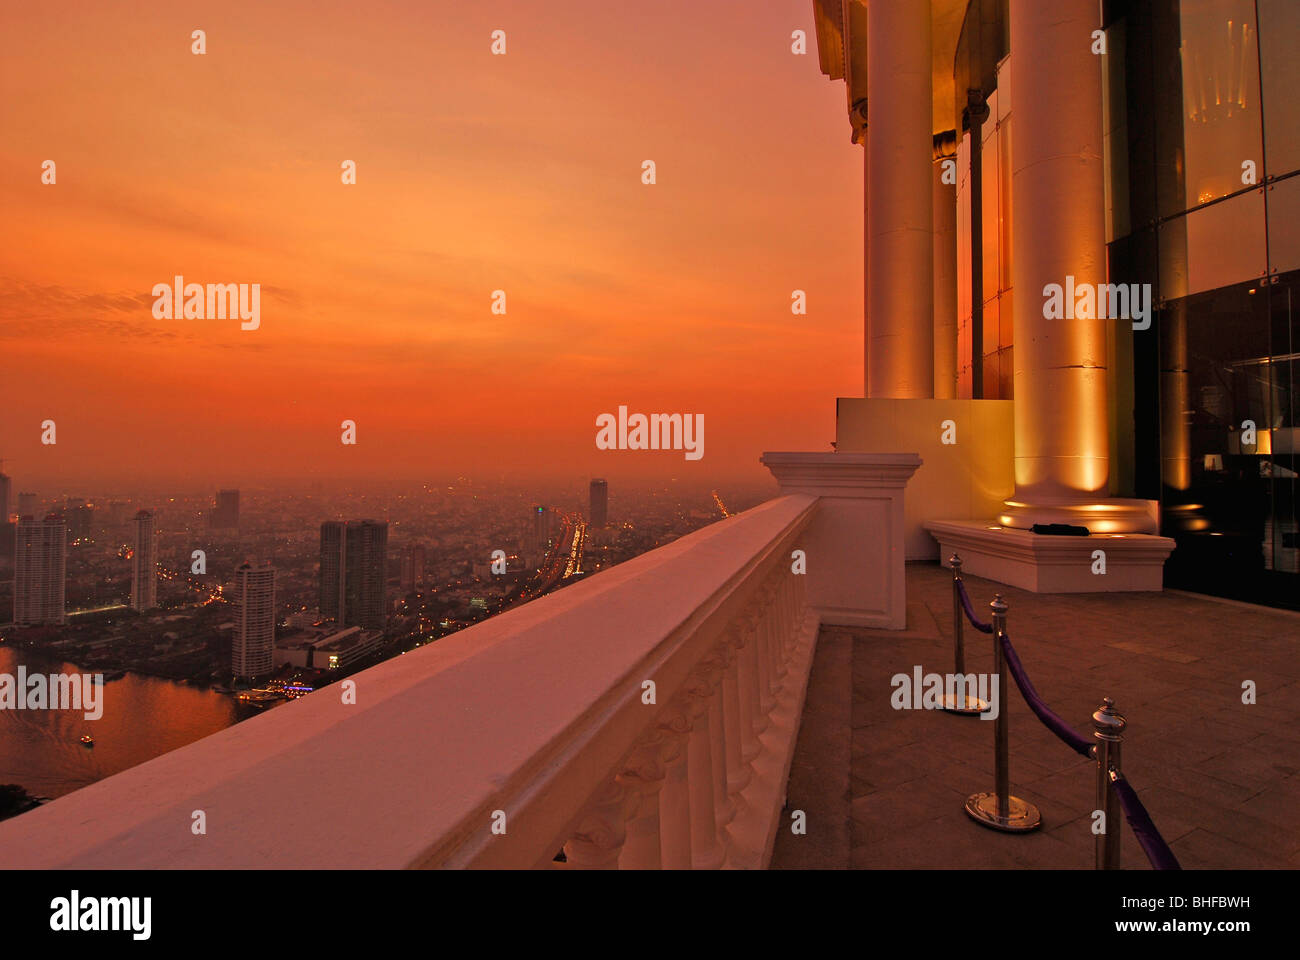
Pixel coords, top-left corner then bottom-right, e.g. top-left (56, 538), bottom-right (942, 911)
top-left (955, 580), bottom-right (993, 633)
top-left (1112, 774), bottom-right (1183, 870)
top-left (998, 633), bottom-right (1094, 757)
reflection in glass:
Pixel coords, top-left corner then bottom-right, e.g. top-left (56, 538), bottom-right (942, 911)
top-left (1178, 0), bottom-right (1262, 209)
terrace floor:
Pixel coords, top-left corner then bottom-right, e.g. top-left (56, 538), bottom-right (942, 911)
top-left (771, 562), bottom-right (1300, 869)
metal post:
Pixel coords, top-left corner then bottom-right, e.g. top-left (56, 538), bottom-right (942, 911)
top-left (964, 594), bottom-right (1041, 832)
top-left (1093, 697), bottom-right (1126, 869)
top-left (942, 553), bottom-right (988, 715)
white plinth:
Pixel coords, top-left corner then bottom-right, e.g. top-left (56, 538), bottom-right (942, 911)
top-left (926, 520), bottom-right (1176, 593)
top-left (761, 452), bottom-right (922, 628)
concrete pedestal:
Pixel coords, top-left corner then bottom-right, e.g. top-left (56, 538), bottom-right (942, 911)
top-left (761, 452), bottom-right (921, 628)
top-left (926, 520), bottom-right (1175, 593)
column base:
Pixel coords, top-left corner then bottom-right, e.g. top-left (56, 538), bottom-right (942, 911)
top-left (997, 497), bottom-right (1159, 534)
top-left (926, 520), bottom-right (1175, 593)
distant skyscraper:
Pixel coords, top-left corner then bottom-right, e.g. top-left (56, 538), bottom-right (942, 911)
top-left (131, 510), bottom-right (157, 611)
top-left (14, 514), bottom-right (66, 625)
top-left (232, 561), bottom-right (276, 679)
top-left (210, 489), bottom-right (240, 529)
top-left (532, 505), bottom-right (560, 545)
top-left (589, 479), bottom-right (608, 528)
top-left (319, 519), bottom-right (388, 629)
top-left (0, 471), bottom-right (11, 560)
top-left (17, 492), bottom-right (37, 519)
top-left (400, 545), bottom-right (426, 592)
top-left (65, 498), bottom-right (93, 544)
top-left (320, 521), bottom-right (347, 621)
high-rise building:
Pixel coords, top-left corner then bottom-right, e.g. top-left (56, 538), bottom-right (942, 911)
top-left (319, 519), bottom-right (388, 629)
top-left (532, 505), bottom-right (561, 545)
top-left (232, 561), bottom-right (276, 679)
top-left (210, 489), bottom-right (240, 529)
top-left (400, 545), bottom-right (426, 593)
top-left (14, 514), bottom-right (66, 625)
top-left (16, 492), bottom-right (37, 519)
top-left (0, 471), bottom-right (12, 561)
top-left (65, 498), bottom-right (93, 544)
top-left (320, 521), bottom-right (347, 622)
top-left (131, 510), bottom-right (157, 611)
top-left (589, 479), bottom-right (608, 528)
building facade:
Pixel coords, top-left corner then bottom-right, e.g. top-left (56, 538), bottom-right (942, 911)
top-left (813, 0), bottom-right (1297, 606)
top-left (589, 479), bottom-right (608, 529)
top-left (210, 489), bottom-right (240, 529)
top-left (14, 514), bottom-right (66, 625)
top-left (319, 519), bottom-right (388, 629)
top-left (233, 561), bottom-right (276, 679)
top-left (131, 509), bottom-right (157, 611)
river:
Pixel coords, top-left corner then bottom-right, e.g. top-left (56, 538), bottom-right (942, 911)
top-left (0, 646), bottom-right (243, 801)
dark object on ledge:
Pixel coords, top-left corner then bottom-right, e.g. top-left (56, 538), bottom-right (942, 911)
top-left (1030, 523), bottom-right (1090, 536)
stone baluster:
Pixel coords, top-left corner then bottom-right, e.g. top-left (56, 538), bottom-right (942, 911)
top-left (616, 730), bottom-right (677, 869)
top-left (684, 670), bottom-right (726, 869)
top-left (656, 704), bottom-right (694, 869)
top-left (723, 623), bottom-right (758, 788)
top-left (743, 605), bottom-right (771, 740)
top-left (755, 590), bottom-right (776, 715)
top-left (708, 643), bottom-right (736, 831)
top-left (562, 778), bottom-right (631, 869)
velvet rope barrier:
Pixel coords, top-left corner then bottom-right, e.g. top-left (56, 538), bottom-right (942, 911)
top-left (997, 632), bottom-right (1094, 757)
top-left (1111, 774), bottom-right (1183, 870)
top-left (955, 579), bottom-right (994, 634)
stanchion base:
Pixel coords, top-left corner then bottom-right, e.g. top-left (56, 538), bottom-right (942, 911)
top-left (940, 694), bottom-right (989, 716)
top-left (964, 792), bottom-right (1041, 833)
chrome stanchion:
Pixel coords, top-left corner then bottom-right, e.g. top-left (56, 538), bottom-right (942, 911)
top-left (964, 594), bottom-right (1041, 832)
top-left (941, 553), bottom-right (988, 715)
top-left (1094, 697), bottom-right (1126, 870)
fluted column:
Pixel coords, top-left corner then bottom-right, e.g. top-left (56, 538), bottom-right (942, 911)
top-left (866, 0), bottom-right (934, 398)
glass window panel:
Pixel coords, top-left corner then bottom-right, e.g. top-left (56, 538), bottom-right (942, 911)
top-left (1258, 0), bottom-right (1300, 176)
top-left (1161, 191), bottom-right (1266, 298)
top-left (1179, 0), bottom-right (1263, 208)
top-left (1267, 175), bottom-right (1300, 275)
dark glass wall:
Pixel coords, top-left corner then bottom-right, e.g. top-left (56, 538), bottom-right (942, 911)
top-left (1106, 0), bottom-right (1300, 608)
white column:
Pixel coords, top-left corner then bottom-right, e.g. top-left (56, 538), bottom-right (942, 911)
top-left (933, 135), bottom-right (959, 399)
top-left (866, 0), bottom-right (934, 398)
top-left (1002, 0), bottom-right (1154, 534)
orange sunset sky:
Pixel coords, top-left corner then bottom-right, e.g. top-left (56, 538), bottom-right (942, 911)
top-left (0, 0), bottom-right (863, 491)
